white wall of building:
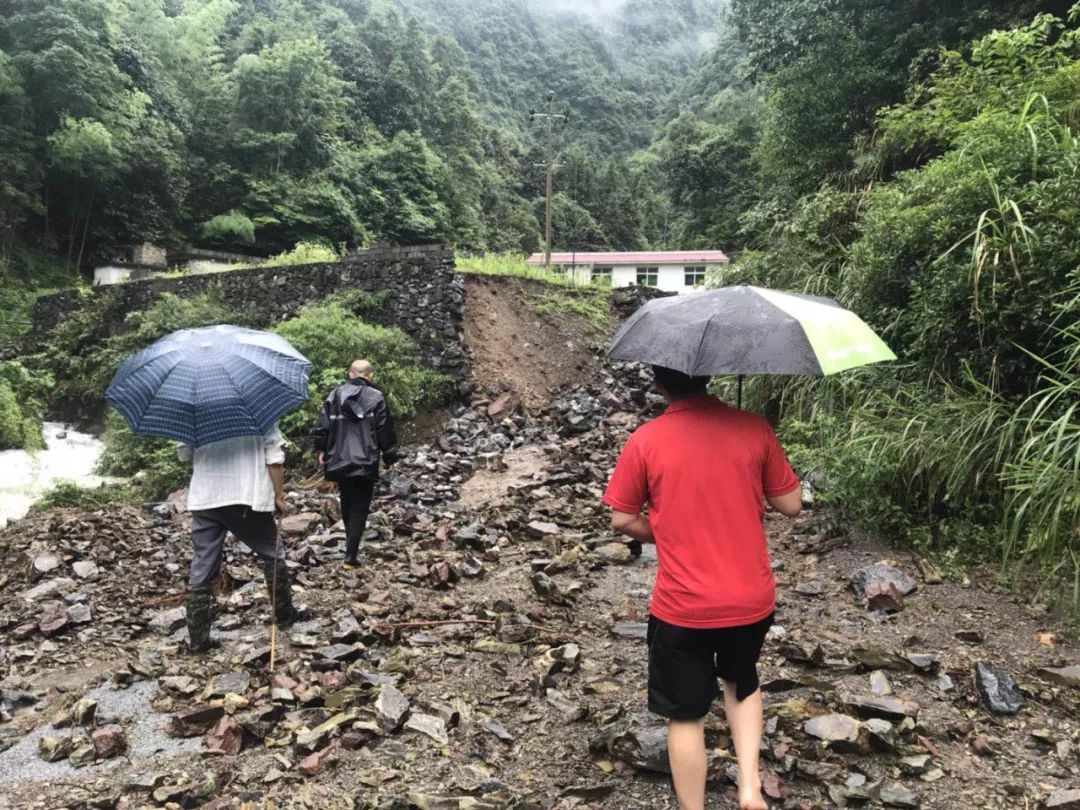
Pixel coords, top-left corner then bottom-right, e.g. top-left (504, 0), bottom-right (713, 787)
top-left (93, 265), bottom-right (134, 286)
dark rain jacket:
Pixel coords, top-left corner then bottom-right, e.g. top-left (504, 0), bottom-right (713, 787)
top-left (313, 377), bottom-right (399, 482)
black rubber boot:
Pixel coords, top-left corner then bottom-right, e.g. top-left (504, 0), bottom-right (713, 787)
top-left (262, 559), bottom-right (301, 628)
top-left (185, 586), bottom-right (215, 653)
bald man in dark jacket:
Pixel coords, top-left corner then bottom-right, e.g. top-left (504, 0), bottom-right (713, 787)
top-left (314, 360), bottom-right (399, 569)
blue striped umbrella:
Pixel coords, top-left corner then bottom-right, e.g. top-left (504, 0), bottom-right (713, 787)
top-left (105, 325), bottom-right (312, 446)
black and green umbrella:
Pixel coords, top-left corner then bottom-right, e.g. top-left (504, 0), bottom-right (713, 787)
top-left (609, 285), bottom-right (895, 403)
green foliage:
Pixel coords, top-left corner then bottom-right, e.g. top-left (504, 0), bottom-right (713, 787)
top-left (199, 211), bottom-right (256, 247)
top-left (238, 241), bottom-right (342, 269)
top-left (0, 360), bottom-right (52, 450)
top-left (272, 291), bottom-right (451, 437)
top-left (34, 479), bottom-right (134, 511)
top-left (96, 413), bottom-right (190, 502)
top-left (37, 290), bottom-right (245, 420)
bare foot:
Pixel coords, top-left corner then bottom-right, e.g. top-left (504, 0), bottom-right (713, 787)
top-left (739, 791), bottom-right (767, 810)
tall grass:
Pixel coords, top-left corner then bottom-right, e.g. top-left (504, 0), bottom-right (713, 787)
top-left (456, 252), bottom-right (594, 289)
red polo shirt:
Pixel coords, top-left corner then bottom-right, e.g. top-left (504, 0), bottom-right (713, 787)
top-left (603, 395), bottom-right (799, 628)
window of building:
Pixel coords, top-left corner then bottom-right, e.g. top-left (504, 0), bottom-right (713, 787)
top-left (685, 266), bottom-right (706, 287)
top-left (636, 267), bottom-right (658, 286)
top-left (591, 266), bottom-right (612, 286)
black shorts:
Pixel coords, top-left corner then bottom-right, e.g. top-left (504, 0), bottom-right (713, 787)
top-left (646, 613), bottom-right (773, 720)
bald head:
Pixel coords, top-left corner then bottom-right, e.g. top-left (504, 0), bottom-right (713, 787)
top-left (349, 359), bottom-right (374, 381)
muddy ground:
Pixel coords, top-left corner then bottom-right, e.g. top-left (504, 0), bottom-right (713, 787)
top-left (0, 283), bottom-right (1077, 810)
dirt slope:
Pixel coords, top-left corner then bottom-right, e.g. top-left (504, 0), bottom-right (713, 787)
top-left (462, 275), bottom-right (606, 408)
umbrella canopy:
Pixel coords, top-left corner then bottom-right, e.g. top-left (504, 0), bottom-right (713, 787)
top-left (105, 324), bottom-right (312, 446)
top-left (608, 285), bottom-right (895, 377)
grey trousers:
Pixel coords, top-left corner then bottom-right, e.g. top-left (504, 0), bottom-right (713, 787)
top-left (189, 505), bottom-right (282, 587)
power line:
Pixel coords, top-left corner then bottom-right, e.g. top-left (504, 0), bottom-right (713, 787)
top-left (529, 93), bottom-right (569, 269)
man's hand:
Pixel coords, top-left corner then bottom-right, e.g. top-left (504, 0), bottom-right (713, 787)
top-left (275, 494), bottom-right (288, 517)
top-left (316, 452), bottom-right (325, 466)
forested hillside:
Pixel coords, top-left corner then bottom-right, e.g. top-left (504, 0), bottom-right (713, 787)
top-left (1, 0), bottom-right (1079, 594)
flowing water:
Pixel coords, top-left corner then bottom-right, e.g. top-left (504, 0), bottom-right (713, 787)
top-left (0, 422), bottom-right (108, 526)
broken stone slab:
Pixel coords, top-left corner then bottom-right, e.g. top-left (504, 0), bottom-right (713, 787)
top-left (38, 607), bottom-right (69, 637)
top-left (899, 754), bottom-right (932, 775)
top-left (72, 560), bottom-right (99, 579)
top-left (881, 782), bottom-right (920, 808)
top-left (803, 714), bottom-right (864, 751)
top-left (527, 521), bottom-right (561, 537)
top-left (23, 577), bottom-right (77, 602)
top-left (1039, 665), bottom-right (1080, 689)
top-left (69, 740), bottom-right (96, 766)
top-left (204, 715), bottom-right (242, 756)
top-left (405, 713), bottom-right (449, 745)
top-left (864, 718), bottom-right (897, 752)
top-left (1046, 789), bottom-right (1080, 809)
top-left (91, 726), bottom-right (128, 759)
top-left (149, 606), bottom-right (187, 634)
top-left (205, 671), bottom-right (251, 699)
top-left (161, 676), bottom-right (201, 696)
top-left (535, 643), bottom-right (581, 680)
top-left (169, 703), bottom-right (226, 737)
top-left (375, 684), bottom-right (411, 732)
top-left (473, 639), bottom-right (525, 656)
top-left (38, 735), bottom-right (74, 762)
top-left (843, 695), bottom-right (920, 721)
top-left (794, 581), bottom-right (824, 597)
top-left (593, 542), bottom-right (632, 564)
top-left (531, 571), bottom-right (569, 604)
top-left (870, 671), bottom-right (892, 696)
top-left (865, 580), bottom-right (905, 612)
top-left (66, 603), bottom-right (92, 624)
top-left (480, 721), bottom-right (514, 742)
top-left (852, 646), bottom-right (913, 672)
top-left (315, 643), bottom-right (365, 664)
top-left (280, 512), bottom-right (320, 535)
top-left (975, 662), bottom-right (1026, 715)
top-left (904, 653), bottom-right (940, 674)
top-left (850, 563), bottom-right (917, 598)
top-left (609, 724), bottom-right (670, 774)
top-left (32, 553), bottom-right (62, 577)
top-left (298, 745), bottom-right (335, 776)
top-left (611, 620), bottom-right (648, 640)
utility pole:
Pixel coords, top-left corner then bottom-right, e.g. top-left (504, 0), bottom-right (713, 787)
top-left (530, 94), bottom-right (567, 269)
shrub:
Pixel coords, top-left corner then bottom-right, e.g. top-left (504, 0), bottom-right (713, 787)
top-left (96, 412), bottom-right (191, 502)
top-left (0, 360), bottom-right (52, 450)
top-left (273, 291), bottom-right (451, 439)
top-left (239, 241), bottom-right (341, 269)
top-left (199, 210), bottom-right (256, 246)
top-left (34, 480), bottom-right (134, 511)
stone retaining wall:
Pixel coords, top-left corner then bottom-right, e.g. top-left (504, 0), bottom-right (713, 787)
top-left (31, 244), bottom-right (467, 380)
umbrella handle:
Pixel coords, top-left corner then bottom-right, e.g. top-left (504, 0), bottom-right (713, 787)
top-left (737, 375), bottom-right (743, 410)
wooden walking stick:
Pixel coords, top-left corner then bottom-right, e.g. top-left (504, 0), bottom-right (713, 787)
top-left (269, 514), bottom-right (281, 672)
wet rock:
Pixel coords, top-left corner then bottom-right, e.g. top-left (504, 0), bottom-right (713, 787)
top-left (850, 563), bottom-right (917, 598)
top-left (149, 606), bottom-right (187, 634)
top-left (870, 670), bottom-right (892, 696)
top-left (975, 662), bottom-right (1026, 714)
top-left (298, 745), bottom-right (334, 776)
top-left (405, 713), bottom-right (449, 745)
top-left (375, 684), bottom-right (411, 732)
top-left (206, 671), bottom-right (251, 699)
top-left (1039, 665), bottom-right (1080, 689)
top-left (38, 735), bottom-right (74, 762)
top-left (608, 724), bottom-right (670, 773)
top-left (169, 703), bottom-right (226, 737)
top-left (91, 726), bottom-right (128, 759)
top-left (280, 512), bottom-right (320, 535)
top-left (804, 713), bottom-right (863, 750)
top-left (481, 721), bottom-right (514, 742)
top-left (69, 740), bottom-right (96, 766)
top-left (66, 602), bottom-right (92, 624)
top-left (865, 580), bottom-right (905, 612)
top-left (843, 695), bottom-right (920, 721)
top-left (531, 571), bottom-right (569, 604)
top-left (204, 715), bottom-right (243, 756)
top-left (38, 606), bottom-right (69, 637)
top-left (528, 520), bottom-right (561, 537)
top-left (612, 620), bottom-right (648, 640)
top-left (23, 577), bottom-right (76, 601)
top-left (1046, 789), bottom-right (1080, 809)
top-left (72, 560), bottom-right (99, 579)
top-left (881, 782), bottom-right (920, 807)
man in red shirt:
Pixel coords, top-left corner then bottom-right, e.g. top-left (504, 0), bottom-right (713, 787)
top-left (604, 366), bottom-right (802, 810)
